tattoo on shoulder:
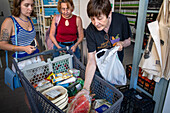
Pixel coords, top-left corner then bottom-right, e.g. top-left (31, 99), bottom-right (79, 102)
top-left (0, 29), bottom-right (10, 41)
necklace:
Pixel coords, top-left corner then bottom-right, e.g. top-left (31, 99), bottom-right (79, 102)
top-left (19, 17), bottom-right (29, 22)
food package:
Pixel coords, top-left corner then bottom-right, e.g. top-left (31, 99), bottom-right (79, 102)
top-left (92, 99), bottom-right (112, 113)
top-left (46, 72), bottom-right (55, 81)
top-left (42, 86), bottom-right (68, 103)
top-left (52, 72), bottom-right (73, 84)
top-left (34, 79), bottom-right (53, 92)
top-left (69, 69), bottom-right (80, 77)
top-left (36, 82), bottom-right (53, 92)
top-left (67, 94), bottom-right (91, 113)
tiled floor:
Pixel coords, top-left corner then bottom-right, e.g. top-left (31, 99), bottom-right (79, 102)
top-left (0, 41), bottom-right (134, 113)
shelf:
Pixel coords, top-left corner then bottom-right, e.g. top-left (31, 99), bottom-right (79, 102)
top-left (115, 6), bottom-right (139, 8)
top-left (45, 26), bottom-right (50, 29)
top-left (147, 10), bottom-right (159, 13)
top-left (129, 23), bottom-right (135, 26)
top-left (43, 5), bottom-right (57, 7)
top-left (44, 16), bottom-right (51, 18)
top-left (123, 14), bottom-right (137, 17)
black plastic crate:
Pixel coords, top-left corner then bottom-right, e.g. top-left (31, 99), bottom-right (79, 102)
top-left (126, 64), bottom-right (155, 95)
top-left (148, 0), bottom-right (163, 9)
top-left (120, 88), bottom-right (155, 113)
top-left (116, 85), bottom-right (129, 94)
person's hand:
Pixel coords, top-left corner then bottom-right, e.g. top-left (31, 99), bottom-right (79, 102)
top-left (75, 88), bottom-right (90, 99)
top-left (56, 45), bottom-right (66, 54)
top-left (40, 55), bottom-right (44, 61)
top-left (24, 45), bottom-right (36, 54)
top-left (116, 41), bottom-right (124, 51)
top-left (71, 45), bottom-right (77, 52)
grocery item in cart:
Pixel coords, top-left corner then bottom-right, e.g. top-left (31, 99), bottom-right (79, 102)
top-left (36, 81), bottom-right (53, 92)
top-left (42, 86), bottom-right (68, 103)
top-left (69, 68), bottom-right (80, 77)
top-left (92, 99), bottom-right (112, 113)
top-left (67, 78), bottom-right (84, 97)
top-left (58, 76), bottom-right (77, 84)
top-left (46, 72), bottom-right (55, 81)
top-left (52, 72), bottom-right (73, 84)
top-left (67, 94), bottom-right (91, 113)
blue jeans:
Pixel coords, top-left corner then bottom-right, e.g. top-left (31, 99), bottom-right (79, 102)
top-left (53, 43), bottom-right (80, 59)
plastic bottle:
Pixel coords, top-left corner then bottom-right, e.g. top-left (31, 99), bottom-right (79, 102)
top-left (67, 78), bottom-right (84, 97)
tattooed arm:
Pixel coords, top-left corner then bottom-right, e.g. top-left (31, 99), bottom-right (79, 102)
top-left (0, 17), bottom-right (36, 54)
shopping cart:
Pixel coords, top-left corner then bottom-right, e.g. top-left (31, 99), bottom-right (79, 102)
top-left (12, 47), bottom-right (123, 113)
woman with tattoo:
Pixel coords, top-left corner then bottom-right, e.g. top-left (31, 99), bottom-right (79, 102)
top-left (0, 0), bottom-right (43, 111)
top-left (0, 0), bottom-right (42, 70)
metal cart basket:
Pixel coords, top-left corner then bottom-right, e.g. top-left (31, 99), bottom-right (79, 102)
top-left (12, 48), bottom-right (123, 113)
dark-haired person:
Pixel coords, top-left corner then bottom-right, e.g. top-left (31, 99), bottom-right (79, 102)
top-left (0, 0), bottom-right (43, 70)
top-left (0, 0), bottom-right (42, 110)
top-left (49, 0), bottom-right (84, 58)
top-left (80, 0), bottom-right (132, 95)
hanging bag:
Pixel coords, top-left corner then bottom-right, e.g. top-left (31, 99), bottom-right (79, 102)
top-left (4, 16), bottom-right (22, 90)
top-left (139, 0), bottom-right (170, 82)
top-left (4, 51), bottom-right (22, 90)
top-left (95, 46), bottom-right (127, 85)
top-left (45, 14), bottom-right (61, 50)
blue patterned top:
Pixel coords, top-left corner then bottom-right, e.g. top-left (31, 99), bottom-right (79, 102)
top-left (10, 16), bottom-right (39, 58)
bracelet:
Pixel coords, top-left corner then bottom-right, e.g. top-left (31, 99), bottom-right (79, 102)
top-left (12, 45), bottom-right (16, 51)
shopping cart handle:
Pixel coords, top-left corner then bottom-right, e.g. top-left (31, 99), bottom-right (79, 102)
top-left (17, 47), bottom-right (69, 62)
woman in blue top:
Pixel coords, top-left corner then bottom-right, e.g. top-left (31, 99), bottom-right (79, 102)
top-left (0, 0), bottom-right (42, 111)
top-left (0, 0), bottom-right (42, 69)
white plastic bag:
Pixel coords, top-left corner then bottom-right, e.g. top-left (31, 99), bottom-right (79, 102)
top-left (95, 46), bottom-right (127, 85)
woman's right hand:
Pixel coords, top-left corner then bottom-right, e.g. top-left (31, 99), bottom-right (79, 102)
top-left (24, 45), bottom-right (36, 54)
top-left (75, 88), bottom-right (90, 99)
top-left (56, 45), bottom-right (66, 54)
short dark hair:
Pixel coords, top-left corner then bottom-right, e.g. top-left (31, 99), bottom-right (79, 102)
top-left (12, 0), bottom-right (36, 17)
top-left (87, 0), bottom-right (111, 18)
top-left (57, 0), bottom-right (74, 13)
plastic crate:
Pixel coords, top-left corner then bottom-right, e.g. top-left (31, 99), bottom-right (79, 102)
top-left (148, 0), bottom-right (163, 9)
top-left (44, 8), bottom-right (59, 16)
top-left (12, 48), bottom-right (123, 113)
top-left (126, 64), bottom-right (155, 95)
top-left (116, 85), bottom-right (129, 94)
top-left (120, 88), bottom-right (155, 113)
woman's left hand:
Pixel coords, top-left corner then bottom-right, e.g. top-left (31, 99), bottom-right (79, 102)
top-left (116, 41), bottom-right (124, 51)
top-left (71, 45), bottom-right (77, 52)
